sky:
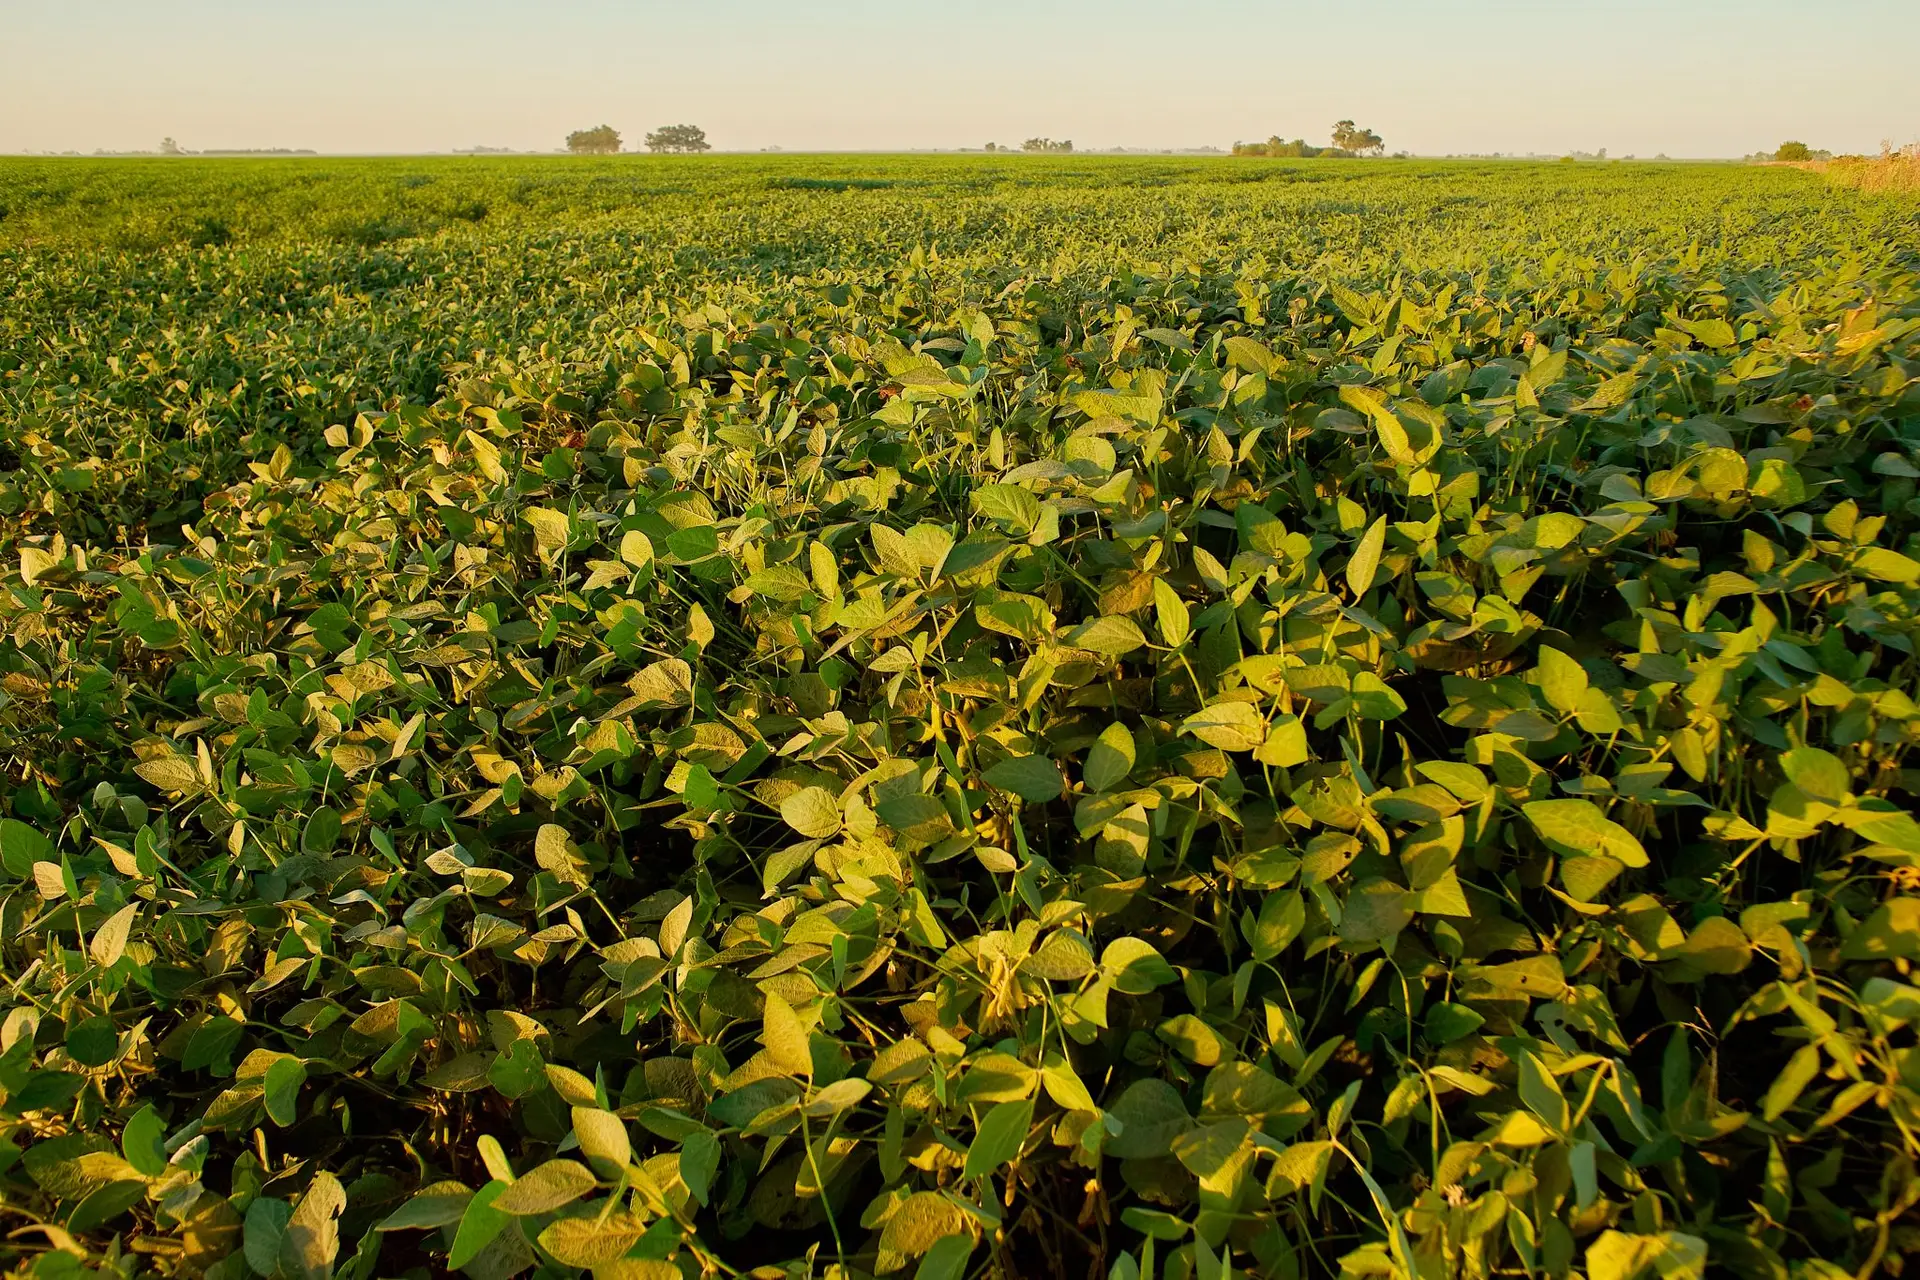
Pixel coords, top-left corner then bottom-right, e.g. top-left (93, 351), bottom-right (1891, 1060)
top-left (2, 0), bottom-right (1916, 158)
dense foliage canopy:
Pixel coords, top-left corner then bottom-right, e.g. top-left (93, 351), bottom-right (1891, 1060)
top-left (1, 155), bottom-right (1918, 1280)
top-left (566, 129), bottom-right (624, 157)
top-left (644, 128), bottom-right (710, 156)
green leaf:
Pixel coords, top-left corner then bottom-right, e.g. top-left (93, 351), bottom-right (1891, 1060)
top-left (963, 1097), bottom-right (1033, 1178)
top-left (1779, 747), bottom-right (1849, 805)
top-left (1083, 722), bottom-right (1135, 793)
top-left (874, 793), bottom-right (954, 845)
top-left (1156, 1013), bottom-right (1233, 1066)
top-left (375, 1182), bottom-right (473, 1232)
top-left (1064, 615), bottom-right (1147, 656)
top-left (974, 593), bottom-right (1054, 640)
top-left (1750, 457), bottom-right (1806, 507)
top-left (245, 1197), bottom-right (293, 1279)
top-left (1345, 515), bottom-right (1386, 597)
top-left (667, 523), bottom-right (719, 562)
top-left (1023, 930), bottom-right (1095, 980)
top-left (1101, 937), bottom-right (1176, 993)
top-left (914, 1234), bottom-right (976, 1280)
top-left (1841, 897), bottom-right (1920, 959)
top-left (1349, 671), bottom-right (1406, 720)
top-left (1682, 317), bottom-right (1737, 349)
top-left (679, 1129), bottom-right (720, 1205)
top-left (1106, 1078), bottom-right (1194, 1159)
top-left (121, 1105), bottom-right (168, 1178)
top-left (1039, 1055), bottom-right (1099, 1113)
top-left (971, 484), bottom-right (1042, 533)
top-left (65, 1016), bottom-right (118, 1067)
top-left (0, 819), bottom-right (51, 879)
top-left (447, 1181), bottom-right (511, 1269)
top-left (1762, 1043), bottom-right (1821, 1120)
top-left (1537, 646), bottom-right (1589, 714)
top-left (1522, 799), bottom-right (1648, 867)
top-left (1423, 1002), bottom-right (1484, 1045)
top-left (1560, 855), bottom-right (1624, 903)
top-left (69, 1179), bottom-right (145, 1235)
top-left (1152, 578), bottom-right (1190, 647)
top-left (492, 1159), bottom-right (596, 1216)
top-left (1339, 878), bottom-right (1413, 944)
top-left (1516, 1049), bottom-right (1569, 1135)
top-left (982, 754), bottom-right (1063, 803)
top-left (1248, 890), bottom-right (1305, 962)
top-left (263, 1057), bottom-right (306, 1128)
top-left (1257, 713), bottom-right (1310, 767)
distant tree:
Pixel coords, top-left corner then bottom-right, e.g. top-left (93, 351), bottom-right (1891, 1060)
top-left (1020, 138), bottom-right (1073, 153)
top-left (1775, 140), bottom-right (1813, 162)
top-left (1233, 136), bottom-right (1322, 158)
top-left (160, 137), bottom-right (184, 156)
top-left (1330, 120), bottom-right (1385, 156)
top-left (645, 124), bottom-right (711, 153)
top-left (566, 125), bottom-right (622, 155)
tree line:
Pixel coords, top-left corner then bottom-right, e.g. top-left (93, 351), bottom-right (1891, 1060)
top-left (1233, 120), bottom-right (1385, 158)
top-left (564, 125), bottom-right (711, 155)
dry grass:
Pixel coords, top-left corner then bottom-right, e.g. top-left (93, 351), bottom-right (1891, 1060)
top-left (1822, 142), bottom-right (1920, 193)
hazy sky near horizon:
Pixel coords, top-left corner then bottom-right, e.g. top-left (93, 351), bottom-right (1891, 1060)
top-left (3, 0), bottom-right (1915, 157)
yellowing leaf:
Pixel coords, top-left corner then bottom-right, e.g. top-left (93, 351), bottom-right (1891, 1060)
top-left (534, 825), bottom-right (589, 887)
top-left (1180, 701), bottom-right (1265, 751)
top-left (1345, 515), bottom-right (1386, 598)
top-left (537, 1213), bottom-right (651, 1268)
top-left (522, 507), bottom-right (575, 557)
top-left (492, 1159), bottom-right (596, 1216)
top-left (134, 757), bottom-right (202, 795)
top-left (780, 786), bottom-right (842, 838)
top-left (571, 1107), bottom-right (631, 1174)
top-left (761, 990), bottom-right (812, 1076)
top-left (89, 903), bottom-right (138, 968)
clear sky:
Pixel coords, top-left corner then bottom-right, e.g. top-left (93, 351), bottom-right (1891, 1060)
top-left (3, 0), bottom-right (1915, 157)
